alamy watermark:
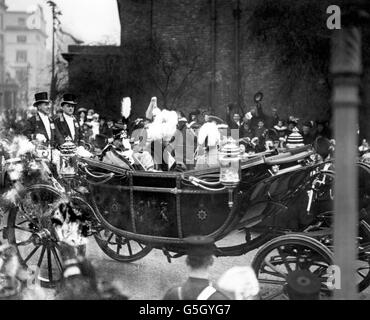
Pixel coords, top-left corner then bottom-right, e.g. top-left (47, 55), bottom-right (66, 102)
top-left (322, 265), bottom-right (341, 290)
top-left (327, 5), bottom-right (341, 30)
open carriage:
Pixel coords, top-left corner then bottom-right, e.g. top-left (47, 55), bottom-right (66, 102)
top-left (2, 140), bottom-right (370, 298)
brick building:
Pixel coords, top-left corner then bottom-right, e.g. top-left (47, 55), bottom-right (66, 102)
top-left (63, 1), bottom-right (332, 121)
top-left (62, 45), bottom-right (122, 117)
top-left (117, 0), bottom-right (330, 120)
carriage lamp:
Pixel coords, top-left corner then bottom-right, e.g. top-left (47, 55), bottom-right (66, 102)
top-left (219, 138), bottom-right (241, 208)
top-left (59, 137), bottom-right (77, 178)
top-left (35, 144), bottom-right (50, 160)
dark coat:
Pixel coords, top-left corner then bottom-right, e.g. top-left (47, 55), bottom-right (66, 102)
top-left (22, 113), bottom-right (57, 147)
top-left (54, 113), bottom-right (81, 147)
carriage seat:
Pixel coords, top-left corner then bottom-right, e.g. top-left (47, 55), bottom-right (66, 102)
top-left (264, 150), bottom-right (314, 166)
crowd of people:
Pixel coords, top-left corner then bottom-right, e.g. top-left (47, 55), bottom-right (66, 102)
top-left (0, 90), bottom-right (354, 177)
top-left (0, 90), bottom-right (363, 301)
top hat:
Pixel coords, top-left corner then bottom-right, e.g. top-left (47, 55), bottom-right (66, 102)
top-left (254, 91), bottom-right (263, 103)
top-left (61, 93), bottom-right (77, 106)
top-left (77, 107), bottom-right (88, 114)
top-left (33, 92), bottom-right (50, 107)
top-left (184, 236), bottom-right (215, 256)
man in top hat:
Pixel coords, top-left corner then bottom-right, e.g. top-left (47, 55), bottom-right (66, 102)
top-left (22, 92), bottom-right (56, 147)
top-left (162, 236), bottom-right (229, 300)
top-left (54, 93), bottom-right (81, 147)
top-left (226, 103), bottom-right (241, 130)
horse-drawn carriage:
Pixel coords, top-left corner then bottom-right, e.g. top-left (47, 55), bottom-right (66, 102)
top-left (1, 138), bottom-right (369, 299)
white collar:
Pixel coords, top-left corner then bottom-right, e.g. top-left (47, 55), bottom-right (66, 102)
top-left (63, 113), bottom-right (74, 120)
top-left (38, 111), bottom-right (49, 120)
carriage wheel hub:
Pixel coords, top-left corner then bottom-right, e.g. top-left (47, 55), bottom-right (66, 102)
top-left (33, 229), bottom-right (52, 245)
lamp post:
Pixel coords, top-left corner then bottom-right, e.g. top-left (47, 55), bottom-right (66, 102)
top-left (330, 1), bottom-right (369, 299)
top-left (46, 1), bottom-right (61, 116)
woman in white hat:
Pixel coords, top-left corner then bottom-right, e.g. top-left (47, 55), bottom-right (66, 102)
top-left (217, 266), bottom-right (260, 300)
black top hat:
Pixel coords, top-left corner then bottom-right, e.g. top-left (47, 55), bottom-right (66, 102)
top-left (185, 236), bottom-right (215, 256)
top-left (254, 91), bottom-right (264, 103)
top-left (61, 93), bottom-right (77, 106)
top-left (33, 92), bottom-right (50, 107)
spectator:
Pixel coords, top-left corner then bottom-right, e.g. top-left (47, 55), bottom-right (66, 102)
top-left (91, 113), bottom-right (100, 139)
top-left (226, 103), bottom-right (241, 129)
top-left (86, 109), bottom-right (95, 123)
top-left (217, 266), bottom-right (259, 300)
top-left (314, 120), bottom-right (332, 140)
top-left (77, 108), bottom-right (87, 127)
top-left (103, 118), bottom-right (115, 140)
top-left (274, 120), bottom-right (287, 139)
top-left (302, 121), bottom-right (315, 145)
top-left (265, 107), bottom-right (280, 129)
top-left (286, 119), bottom-right (296, 136)
top-left (239, 121), bottom-right (254, 140)
top-left (163, 236), bottom-right (229, 300)
top-left (254, 120), bottom-right (267, 140)
top-left (249, 92), bottom-right (267, 130)
top-left (81, 122), bottom-right (94, 144)
top-left (99, 116), bottom-right (108, 136)
top-left (359, 138), bottom-right (369, 156)
top-left (188, 110), bottom-right (201, 130)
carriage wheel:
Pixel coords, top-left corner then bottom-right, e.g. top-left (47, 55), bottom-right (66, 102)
top-left (94, 228), bottom-right (152, 263)
top-left (6, 185), bottom-right (64, 288)
top-left (252, 234), bottom-right (333, 300)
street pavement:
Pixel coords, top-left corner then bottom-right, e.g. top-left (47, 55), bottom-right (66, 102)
top-left (42, 230), bottom-right (256, 300)
top-left (87, 229), bottom-right (255, 300)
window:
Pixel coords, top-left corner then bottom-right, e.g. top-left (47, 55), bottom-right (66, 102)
top-left (0, 35), bottom-right (3, 52)
top-left (17, 35), bottom-right (27, 43)
top-left (18, 18), bottom-right (26, 26)
top-left (15, 68), bottom-right (28, 83)
top-left (16, 50), bottom-right (27, 63)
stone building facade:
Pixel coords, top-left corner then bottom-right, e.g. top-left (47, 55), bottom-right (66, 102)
top-left (4, 5), bottom-right (49, 107)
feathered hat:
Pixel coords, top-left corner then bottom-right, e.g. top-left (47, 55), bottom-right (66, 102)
top-left (121, 97), bottom-right (131, 120)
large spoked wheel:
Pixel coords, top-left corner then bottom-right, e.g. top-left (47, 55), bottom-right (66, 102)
top-left (94, 228), bottom-right (152, 262)
top-left (252, 234), bottom-right (333, 300)
top-left (6, 185), bottom-right (65, 288)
